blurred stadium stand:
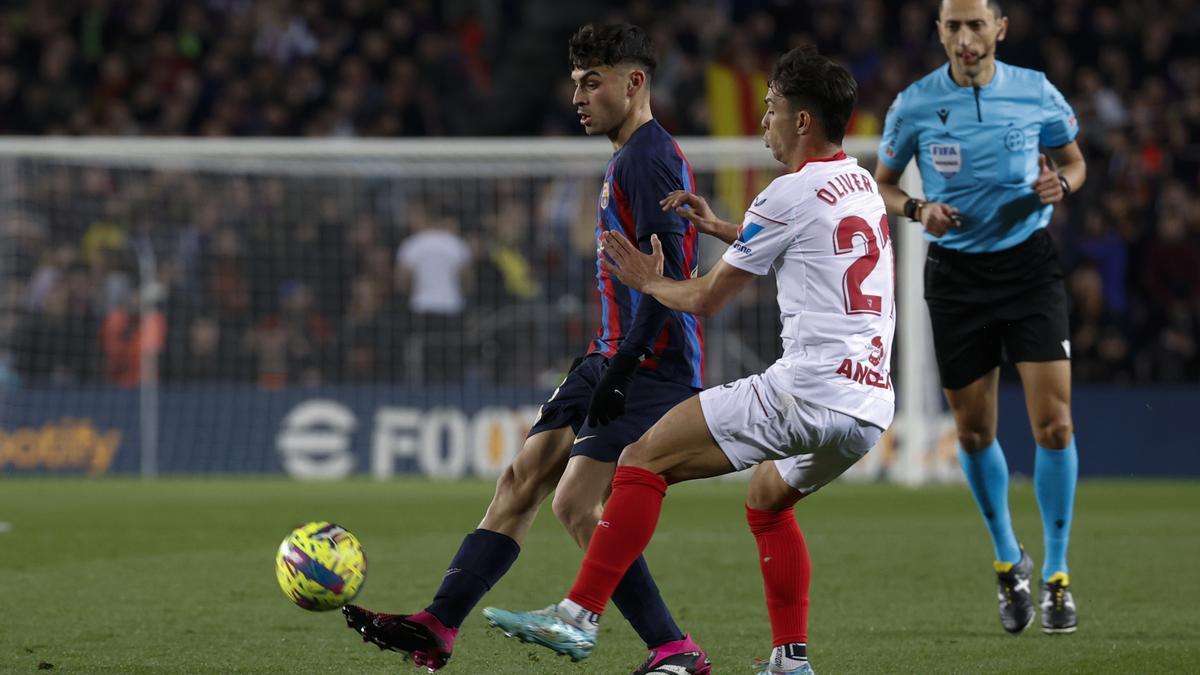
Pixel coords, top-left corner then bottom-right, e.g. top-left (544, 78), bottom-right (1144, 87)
top-left (2, 0), bottom-right (1196, 383)
top-left (0, 1), bottom-right (1197, 478)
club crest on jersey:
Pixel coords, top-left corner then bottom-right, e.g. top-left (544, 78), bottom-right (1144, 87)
top-left (868, 335), bottom-right (886, 367)
top-left (930, 143), bottom-right (961, 179)
top-left (600, 181), bottom-right (610, 209)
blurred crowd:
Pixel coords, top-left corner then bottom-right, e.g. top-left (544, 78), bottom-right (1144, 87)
top-left (3, 167), bottom-right (599, 388)
top-left (1, 0), bottom-right (1198, 385)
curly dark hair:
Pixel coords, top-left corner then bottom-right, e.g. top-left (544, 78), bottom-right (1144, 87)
top-left (768, 45), bottom-right (857, 144)
top-left (568, 24), bottom-right (657, 79)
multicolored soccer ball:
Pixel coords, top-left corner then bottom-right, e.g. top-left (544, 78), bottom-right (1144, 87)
top-left (275, 521), bottom-right (367, 611)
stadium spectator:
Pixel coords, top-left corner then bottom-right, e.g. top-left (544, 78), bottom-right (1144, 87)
top-left (164, 314), bottom-right (243, 382)
top-left (339, 275), bottom-right (396, 382)
top-left (395, 206), bottom-right (473, 382)
top-left (99, 294), bottom-right (165, 387)
top-left (1138, 211), bottom-right (1200, 381)
top-left (1068, 264), bottom-right (1132, 383)
top-left (244, 280), bottom-right (333, 389)
top-left (480, 199), bottom-right (542, 306)
top-left (209, 228), bottom-right (251, 323)
top-left (13, 280), bottom-right (96, 385)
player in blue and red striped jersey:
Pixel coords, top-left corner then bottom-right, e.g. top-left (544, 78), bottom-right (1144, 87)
top-left (343, 23), bottom-right (711, 675)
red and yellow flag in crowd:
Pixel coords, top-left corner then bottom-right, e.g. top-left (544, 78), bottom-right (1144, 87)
top-left (705, 61), bottom-right (771, 215)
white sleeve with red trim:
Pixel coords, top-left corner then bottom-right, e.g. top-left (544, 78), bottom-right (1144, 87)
top-left (721, 178), bottom-right (797, 276)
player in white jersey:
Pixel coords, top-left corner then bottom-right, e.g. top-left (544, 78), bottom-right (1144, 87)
top-left (485, 46), bottom-right (892, 675)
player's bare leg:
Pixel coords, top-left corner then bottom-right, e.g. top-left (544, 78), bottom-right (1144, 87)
top-left (551, 455), bottom-right (615, 548)
top-left (1015, 359), bottom-right (1078, 634)
top-left (619, 395), bottom-right (736, 480)
top-left (478, 426), bottom-right (576, 540)
top-left (746, 462), bottom-right (804, 512)
top-left (945, 367), bottom-right (1033, 634)
top-left (345, 426), bottom-right (574, 670)
top-left (486, 453), bottom-right (712, 674)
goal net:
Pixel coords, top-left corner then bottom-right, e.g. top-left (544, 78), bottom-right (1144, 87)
top-left (0, 136), bottom-right (954, 482)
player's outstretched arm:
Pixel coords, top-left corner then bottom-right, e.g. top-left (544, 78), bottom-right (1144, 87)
top-left (660, 190), bottom-right (740, 244)
top-left (601, 231), bottom-right (754, 317)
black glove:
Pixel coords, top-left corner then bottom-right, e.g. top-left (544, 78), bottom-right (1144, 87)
top-left (586, 353), bottom-right (640, 426)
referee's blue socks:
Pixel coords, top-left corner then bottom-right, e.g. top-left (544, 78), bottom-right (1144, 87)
top-left (959, 439), bottom-right (1023, 565)
top-left (1035, 436), bottom-right (1077, 581)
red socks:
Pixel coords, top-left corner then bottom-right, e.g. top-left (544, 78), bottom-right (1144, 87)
top-left (567, 466), bottom-right (667, 614)
top-left (563, 468), bottom-right (812, 648)
top-left (746, 505), bottom-right (810, 646)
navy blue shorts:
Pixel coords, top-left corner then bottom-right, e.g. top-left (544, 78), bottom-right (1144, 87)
top-left (527, 354), bottom-right (700, 462)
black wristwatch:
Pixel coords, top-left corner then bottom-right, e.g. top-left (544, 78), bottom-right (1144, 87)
top-left (903, 197), bottom-right (926, 221)
top-left (1057, 173), bottom-right (1071, 196)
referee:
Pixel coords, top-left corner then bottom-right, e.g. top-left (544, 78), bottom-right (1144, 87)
top-left (875, 0), bottom-right (1085, 635)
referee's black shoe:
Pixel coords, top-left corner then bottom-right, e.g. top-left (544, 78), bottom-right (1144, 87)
top-left (995, 550), bottom-right (1035, 634)
top-left (1040, 573), bottom-right (1078, 634)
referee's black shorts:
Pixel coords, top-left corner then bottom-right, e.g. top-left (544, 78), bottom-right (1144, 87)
top-left (924, 228), bottom-right (1070, 390)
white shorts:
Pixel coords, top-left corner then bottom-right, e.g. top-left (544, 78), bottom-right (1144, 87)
top-left (699, 371), bottom-right (884, 495)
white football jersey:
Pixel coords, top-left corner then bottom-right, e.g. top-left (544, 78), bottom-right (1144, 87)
top-left (721, 152), bottom-right (896, 429)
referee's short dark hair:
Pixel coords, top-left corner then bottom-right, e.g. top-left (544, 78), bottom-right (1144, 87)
top-left (569, 24), bottom-right (657, 80)
top-left (768, 45), bottom-right (857, 145)
top-left (937, 0), bottom-right (1003, 19)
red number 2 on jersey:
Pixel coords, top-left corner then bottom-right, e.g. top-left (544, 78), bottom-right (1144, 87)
top-left (833, 214), bottom-right (891, 315)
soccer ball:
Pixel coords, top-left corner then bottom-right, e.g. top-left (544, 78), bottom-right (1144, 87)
top-left (275, 521), bottom-right (367, 611)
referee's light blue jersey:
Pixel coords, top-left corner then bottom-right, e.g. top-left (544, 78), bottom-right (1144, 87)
top-left (878, 61), bottom-right (1079, 253)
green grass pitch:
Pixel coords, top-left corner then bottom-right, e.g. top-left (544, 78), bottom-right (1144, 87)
top-left (1, 478), bottom-right (1198, 673)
